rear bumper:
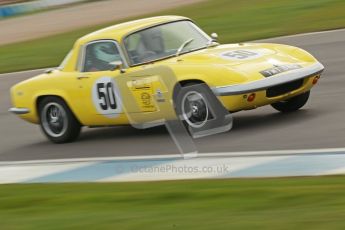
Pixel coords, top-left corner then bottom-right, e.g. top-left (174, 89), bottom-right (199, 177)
top-left (212, 62), bottom-right (324, 96)
top-left (8, 107), bottom-right (30, 115)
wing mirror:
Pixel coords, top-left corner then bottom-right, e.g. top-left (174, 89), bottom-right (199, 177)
top-left (210, 33), bottom-right (218, 42)
top-left (44, 68), bottom-right (55, 74)
top-left (207, 33), bottom-right (219, 48)
top-left (109, 61), bottom-right (125, 73)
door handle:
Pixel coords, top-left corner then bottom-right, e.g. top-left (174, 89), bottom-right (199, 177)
top-left (77, 75), bottom-right (90, 80)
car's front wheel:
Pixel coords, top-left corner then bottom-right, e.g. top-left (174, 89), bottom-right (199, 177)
top-left (175, 83), bottom-right (211, 130)
top-left (38, 97), bottom-right (81, 143)
top-left (271, 91), bottom-right (310, 113)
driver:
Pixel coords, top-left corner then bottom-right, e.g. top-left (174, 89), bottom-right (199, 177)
top-left (87, 42), bottom-right (121, 72)
top-left (137, 27), bottom-right (165, 62)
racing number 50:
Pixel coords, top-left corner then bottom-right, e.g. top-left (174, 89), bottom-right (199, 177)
top-left (97, 82), bottom-right (117, 110)
top-left (223, 50), bottom-right (257, 59)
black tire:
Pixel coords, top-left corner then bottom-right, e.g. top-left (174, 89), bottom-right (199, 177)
top-left (174, 83), bottom-right (211, 130)
top-left (38, 97), bottom-right (81, 143)
top-left (271, 91), bottom-right (310, 113)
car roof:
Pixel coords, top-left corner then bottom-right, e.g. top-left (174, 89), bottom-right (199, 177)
top-left (76, 15), bottom-right (190, 45)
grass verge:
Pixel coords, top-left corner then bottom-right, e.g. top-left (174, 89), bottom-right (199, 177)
top-left (1, 176), bottom-right (345, 229)
top-left (1, 0), bottom-right (345, 73)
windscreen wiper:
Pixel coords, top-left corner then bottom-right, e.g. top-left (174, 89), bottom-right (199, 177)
top-left (175, 38), bottom-right (194, 57)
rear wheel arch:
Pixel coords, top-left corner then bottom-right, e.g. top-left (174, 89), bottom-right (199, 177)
top-left (36, 96), bottom-right (82, 143)
top-left (36, 95), bottom-right (82, 125)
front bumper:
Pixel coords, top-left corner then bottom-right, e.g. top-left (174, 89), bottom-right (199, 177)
top-left (212, 62), bottom-right (324, 96)
top-left (8, 107), bottom-right (30, 115)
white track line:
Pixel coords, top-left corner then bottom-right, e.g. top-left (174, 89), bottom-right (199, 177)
top-left (0, 162), bottom-right (94, 184)
top-left (1, 147), bottom-right (344, 166)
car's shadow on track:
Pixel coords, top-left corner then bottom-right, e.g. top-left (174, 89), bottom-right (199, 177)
top-left (78, 109), bottom-right (316, 141)
top-left (231, 109), bottom-right (314, 132)
top-left (79, 125), bottom-right (168, 141)
top-left (0, 109), bottom-right (318, 161)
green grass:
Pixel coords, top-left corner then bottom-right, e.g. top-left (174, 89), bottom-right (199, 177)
top-left (1, 176), bottom-right (345, 229)
top-left (1, 0), bottom-right (345, 73)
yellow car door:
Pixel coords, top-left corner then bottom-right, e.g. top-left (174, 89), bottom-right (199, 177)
top-left (73, 40), bottom-right (127, 126)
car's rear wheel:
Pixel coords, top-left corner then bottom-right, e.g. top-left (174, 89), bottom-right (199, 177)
top-left (38, 97), bottom-right (81, 143)
top-left (271, 91), bottom-right (310, 113)
top-left (175, 83), bottom-right (211, 130)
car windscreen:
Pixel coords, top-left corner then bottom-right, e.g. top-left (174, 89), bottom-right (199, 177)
top-left (124, 21), bottom-right (210, 65)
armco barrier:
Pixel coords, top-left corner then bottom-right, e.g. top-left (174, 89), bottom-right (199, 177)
top-left (0, 0), bottom-right (85, 19)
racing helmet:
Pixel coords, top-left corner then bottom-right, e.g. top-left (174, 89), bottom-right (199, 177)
top-left (93, 42), bottom-right (120, 63)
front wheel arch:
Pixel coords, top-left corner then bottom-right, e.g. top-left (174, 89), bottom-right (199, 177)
top-left (172, 80), bottom-right (207, 106)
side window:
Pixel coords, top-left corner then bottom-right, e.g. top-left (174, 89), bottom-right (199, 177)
top-left (125, 33), bottom-right (141, 52)
top-left (82, 41), bottom-right (122, 72)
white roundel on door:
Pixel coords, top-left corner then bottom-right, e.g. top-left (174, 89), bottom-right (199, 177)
top-left (92, 76), bottom-right (122, 118)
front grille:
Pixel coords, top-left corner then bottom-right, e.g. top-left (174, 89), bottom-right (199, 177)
top-left (266, 79), bottom-right (304, 97)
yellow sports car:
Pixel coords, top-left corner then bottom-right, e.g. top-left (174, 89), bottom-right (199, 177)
top-left (9, 16), bottom-right (324, 143)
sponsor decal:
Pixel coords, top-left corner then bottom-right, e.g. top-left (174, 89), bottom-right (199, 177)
top-left (155, 89), bottom-right (165, 103)
top-left (141, 92), bottom-right (151, 106)
top-left (260, 64), bottom-right (302, 77)
top-left (129, 79), bottom-right (156, 112)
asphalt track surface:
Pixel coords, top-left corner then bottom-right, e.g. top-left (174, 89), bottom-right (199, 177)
top-left (0, 29), bottom-right (344, 161)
